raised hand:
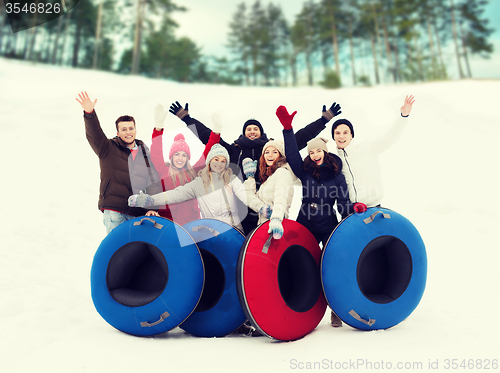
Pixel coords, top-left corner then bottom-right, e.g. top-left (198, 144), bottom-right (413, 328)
top-left (400, 95), bottom-right (415, 117)
top-left (76, 91), bottom-right (97, 114)
top-left (155, 104), bottom-right (168, 129)
top-left (212, 113), bottom-right (223, 134)
top-left (322, 102), bottom-right (342, 121)
top-left (169, 101), bottom-right (190, 122)
top-left (276, 105), bottom-right (297, 130)
top-left (242, 158), bottom-right (257, 178)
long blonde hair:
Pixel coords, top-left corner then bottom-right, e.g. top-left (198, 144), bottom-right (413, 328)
top-left (168, 156), bottom-right (197, 185)
top-left (198, 164), bottom-right (233, 191)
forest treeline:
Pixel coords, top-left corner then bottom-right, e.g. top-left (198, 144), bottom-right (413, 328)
top-left (0, 0), bottom-right (495, 87)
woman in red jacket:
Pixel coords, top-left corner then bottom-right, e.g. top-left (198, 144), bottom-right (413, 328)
top-left (150, 104), bottom-right (220, 225)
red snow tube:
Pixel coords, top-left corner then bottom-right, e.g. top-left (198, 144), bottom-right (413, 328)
top-left (237, 219), bottom-right (327, 341)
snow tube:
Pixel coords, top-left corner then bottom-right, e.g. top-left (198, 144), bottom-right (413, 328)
top-left (237, 219), bottom-right (327, 341)
top-left (91, 217), bottom-right (204, 336)
top-left (180, 219), bottom-right (247, 337)
top-left (321, 207), bottom-right (427, 330)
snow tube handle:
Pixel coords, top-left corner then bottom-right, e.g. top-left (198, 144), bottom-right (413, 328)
top-left (133, 217), bottom-right (163, 229)
top-left (140, 311), bottom-right (170, 327)
top-left (262, 234), bottom-right (272, 254)
top-left (349, 309), bottom-right (376, 326)
top-left (363, 211), bottom-right (391, 225)
top-left (191, 225), bottom-right (219, 237)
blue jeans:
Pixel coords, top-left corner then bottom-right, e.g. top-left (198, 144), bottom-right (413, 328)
top-left (103, 210), bottom-right (135, 235)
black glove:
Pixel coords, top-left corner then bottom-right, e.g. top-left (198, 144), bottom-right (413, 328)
top-left (169, 101), bottom-right (191, 123)
top-left (321, 102), bottom-right (342, 123)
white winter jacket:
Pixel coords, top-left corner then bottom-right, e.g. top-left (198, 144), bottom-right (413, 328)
top-left (150, 171), bottom-right (248, 231)
top-left (244, 163), bottom-right (297, 225)
top-left (337, 116), bottom-right (408, 207)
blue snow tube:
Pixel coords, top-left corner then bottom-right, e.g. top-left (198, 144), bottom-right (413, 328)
top-left (180, 219), bottom-right (247, 337)
top-left (321, 207), bottom-right (427, 330)
top-left (91, 217), bottom-right (204, 336)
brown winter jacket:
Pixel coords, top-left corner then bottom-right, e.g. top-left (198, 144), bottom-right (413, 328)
top-left (84, 111), bottom-right (162, 216)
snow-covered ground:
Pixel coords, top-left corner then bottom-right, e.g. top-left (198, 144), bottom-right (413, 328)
top-left (1, 58), bottom-right (499, 372)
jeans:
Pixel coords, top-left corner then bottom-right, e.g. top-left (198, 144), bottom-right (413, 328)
top-left (103, 210), bottom-right (135, 235)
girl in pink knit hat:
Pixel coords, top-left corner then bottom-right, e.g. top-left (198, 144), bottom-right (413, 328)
top-left (149, 105), bottom-right (220, 225)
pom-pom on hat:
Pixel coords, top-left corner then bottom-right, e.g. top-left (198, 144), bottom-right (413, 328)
top-left (242, 119), bottom-right (264, 136)
top-left (169, 133), bottom-right (191, 159)
top-left (262, 139), bottom-right (285, 157)
top-left (332, 119), bottom-right (355, 139)
top-left (206, 144), bottom-right (230, 168)
top-left (307, 137), bottom-right (329, 154)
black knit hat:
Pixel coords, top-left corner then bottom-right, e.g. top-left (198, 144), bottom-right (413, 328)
top-left (332, 119), bottom-right (355, 138)
top-left (242, 119), bottom-right (264, 136)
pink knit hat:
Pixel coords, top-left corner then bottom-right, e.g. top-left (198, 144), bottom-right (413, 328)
top-left (169, 133), bottom-right (191, 159)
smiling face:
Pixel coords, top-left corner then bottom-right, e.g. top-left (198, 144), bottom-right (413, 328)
top-left (171, 151), bottom-right (188, 169)
top-left (116, 121), bottom-right (137, 148)
top-left (245, 125), bottom-right (261, 140)
top-left (333, 124), bottom-right (353, 149)
top-left (309, 148), bottom-right (325, 165)
top-left (209, 156), bottom-right (227, 173)
top-left (264, 146), bottom-right (280, 167)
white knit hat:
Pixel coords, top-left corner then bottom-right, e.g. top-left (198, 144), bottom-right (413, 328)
top-left (206, 144), bottom-right (230, 168)
top-left (262, 139), bottom-right (285, 157)
top-left (307, 137), bottom-right (329, 154)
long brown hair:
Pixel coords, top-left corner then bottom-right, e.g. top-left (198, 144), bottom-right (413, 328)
top-left (259, 154), bottom-right (287, 183)
top-left (303, 152), bottom-right (340, 179)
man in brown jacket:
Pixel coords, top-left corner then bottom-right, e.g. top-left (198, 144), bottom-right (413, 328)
top-left (76, 91), bottom-right (162, 234)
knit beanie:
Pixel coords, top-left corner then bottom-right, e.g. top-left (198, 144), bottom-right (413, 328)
top-left (206, 144), bottom-right (230, 168)
top-left (262, 139), bottom-right (285, 157)
top-left (242, 119), bottom-right (264, 136)
top-left (332, 119), bottom-right (355, 139)
top-left (169, 133), bottom-right (191, 159)
top-left (307, 137), bottom-right (329, 154)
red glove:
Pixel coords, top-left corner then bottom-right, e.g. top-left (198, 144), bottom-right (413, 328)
top-left (353, 202), bottom-right (367, 213)
top-left (276, 105), bottom-right (297, 130)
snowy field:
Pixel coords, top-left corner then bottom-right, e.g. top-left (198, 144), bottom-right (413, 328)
top-left (1, 57), bottom-right (499, 372)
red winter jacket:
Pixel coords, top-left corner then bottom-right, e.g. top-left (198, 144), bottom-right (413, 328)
top-left (150, 128), bottom-right (220, 225)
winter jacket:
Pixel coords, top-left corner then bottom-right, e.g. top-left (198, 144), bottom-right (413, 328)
top-left (149, 170), bottom-right (248, 232)
top-left (183, 116), bottom-right (327, 184)
top-left (284, 129), bottom-right (351, 234)
top-left (150, 128), bottom-right (220, 225)
top-left (244, 160), bottom-right (297, 225)
top-left (337, 116), bottom-right (408, 207)
top-left (84, 111), bottom-right (162, 216)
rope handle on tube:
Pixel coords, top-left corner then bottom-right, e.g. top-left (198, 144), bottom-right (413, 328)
top-left (262, 234), bottom-right (273, 254)
top-left (363, 210), bottom-right (391, 225)
top-left (133, 217), bottom-right (163, 229)
top-left (349, 309), bottom-right (376, 326)
top-left (192, 225), bottom-right (219, 237)
top-left (140, 311), bottom-right (170, 327)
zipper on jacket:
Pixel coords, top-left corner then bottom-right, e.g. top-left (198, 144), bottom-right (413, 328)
top-left (343, 149), bottom-right (358, 202)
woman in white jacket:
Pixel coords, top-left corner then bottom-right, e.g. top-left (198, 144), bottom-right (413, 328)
top-left (333, 95), bottom-right (415, 209)
top-left (242, 139), bottom-right (296, 239)
top-left (128, 144), bottom-right (248, 232)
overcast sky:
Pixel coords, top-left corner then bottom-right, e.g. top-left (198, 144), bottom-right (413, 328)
top-left (173, 0), bottom-right (500, 79)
